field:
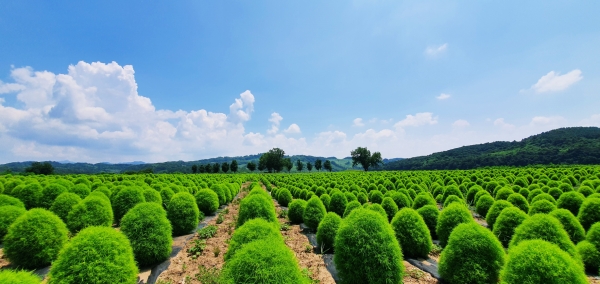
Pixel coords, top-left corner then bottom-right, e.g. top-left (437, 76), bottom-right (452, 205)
top-left (1, 166), bottom-right (600, 283)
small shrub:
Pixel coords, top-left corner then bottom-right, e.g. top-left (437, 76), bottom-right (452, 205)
top-left (334, 209), bottom-right (404, 283)
top-left (549, 209), bottom-right (585, 244)
top-left (528, 200), bottom-right (556, 215)
top-left (476, 194), bottom-right (494, 217)
top-left (343, 200), bottom-right (362, 218)
top-left (4, 208), bottom-right (68, 269)
top-left (412, 193), bottom-right (436, 209)
top-left (578, 186), bottom-right (594, 197)
top-left (0, 194), bottom-right (25, 208)
top-left (466, 186), bottom-right (482, 205)
top-left (501, 240), bottom-right (587, 284)
top-left (368, 203), bottom-right (388, 219)
top-left (329, 191), bottom-right (348, 217)
top-left (69, 183), bottom-right (91, 199)
top-left (531, 193), bottom-right (556, 204)
top-left (442, 185), bottom-right (463, 205)
top-left (439, 222), bottom-right (505, 284)
top-left (277, 188), bottom-right (293, 207)
top-left (225, 218), bottom-right (282, 260)
top-left (576, 240), bottom-right (600, 273)
top-left (303, 196), bottom-right (327, 230)
top-left (13, 183), bottom-right (43, 209)
top-left (187, 239), bottom-right (207, 259)
top-left (417, 205), bottom-right (439, 239)
top-left (577, 198), bottom-right (600, 231)
top-left (195, 189), bottom-right (220, 215)
top-left (67, 196), bottom-right (113, 233)
top-left (391, 192), bottom-right (412, 209)
top-left (40, 184), bottom-right (67, 209)
top-left (369, 190), bottom-right (384, 204)
top-left (112, 186), bottom-right (146, 223)
top-left (495, 187), bottom-right (514, 201)
top-left (391, 208), bottom-right (432, 258)
top-left (121, 202), bottom-right (172, 267)
top-left (474, 190), bottom-right (491, 205)
top-left (0, 205), bottom-right (26, 241)
top-left (159, 187), bottom-right (175, 208)
top-left (492, 207), bottom-right (528, 247)
top-left (316, 212), bottom-right (342, 253)
top-left (486, 200), bottom-right (513, 230)
top-left (143, 188), bottom-right (162, 205)
top-left (210, 184), bottom-right (226, 206)
top-left (381, 197), bottom-right (399, 222)
top-left (288, 199), bottom-right (307, 224)
top-left (436, 203), bottom-right (473, 247)
top-left (509, 214), bottom-right (578, 260)
top-left (0, 270), bottom-right (41, 284)
top-left (357, 192), bottom-right (368, 204)
top-left (168, 192), bottom-right (200, 236)
top-left (506, 193), bottom-right (529, 213)
top-left (50, 192), bottom-right (82, 223)
top-left (587, 223), bottom-right (600, 255)
top-left (48, 226), bottom-right (138, 284)
top-left (319, 193), bottom-right (331, 211)
top-left (443, 195), bottom-right (464, 208)
top-left (236, 193), bottom-right (277, 228)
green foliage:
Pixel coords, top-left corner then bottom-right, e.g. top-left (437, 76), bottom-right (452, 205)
top-left (381, 197), bottom-right (398, 222)
top-left (466, 186), bottom-right (482, 205)
top-left (442, 185), bottom-right (463, 204)
top-left (4, 208), bottom-right (68, 269)
top-left (143, 188), bottom-right (162, 205)
top-left (236, 193), bottom-right (277, 228)
top-left (69, 183), bottom-right (90, 199)
top-left (159, 187), bottom-right (174, 208)
top-left (67, 196), bottom-right (113, 233)
top-left (195, 188), bottom-right (220, 215)
top-left (288, 199), bottom-right (307, 224)
top-left (319, 193), bottom-right (331, 211)
top-left (316, 212), bottom-right (342, 253)
top-left (368, 203), bottom-right (388, 219)
top-left (39, 183), bottom-right (67, 209)
top-left (439, 222), bottom-right (505, 284)
top-left (476, 194), bottom-right (495, 217)
top-left (350, 146), bottom-right (383, 171)
top-left (13, 182), bottom-right (43, 209)
top-left (211, 184), bottom-right (226, 206)
top-left (50, 192), bottom-right (82, 223)
top-left (225, 218), bottom-right (282, 260)
top-left (368, 190), bottom-right (383, 204)
top-left (121, 202), bottom-right (172, 267)
top-left (492, 207), bottom-right (528, 247)
top-left (390, 192), bottom-right (411, 209)
top-left (391, 208), bottom-right (432, 258)
top-left (509, 214), bottom-right (578, 261)
top-left (436, 203), bottom-right (473, 247)
top-left (501, 240), bottom-right (587, 284)
top-left (506, 193), bottom-right (529, 213)
top-left (576, 240), bottom-right (600, 273)
top-left (334, 208), bottom-right (404, 283)
top-left (343, 200), bottom-right (362, 218)
top-left (443, 195), bottom-right (464, 208)
top-left (586, 223), bottom-right (600, 256)
top-left (412, 193), bottom-right (436, 209)
top-left (329, 191), bottom-right (348, 217)
top-left (486, 200), bottom-right (513, 230)
top-left (528, 200), bottom-right (556, 215)
top-left (0, 270), bottom-right (42, 284)
top-left (303, 196), bottom-right (327, 230)
top-left (168, 192), bottom-right (200, 236)
top-left (113, 186), bottom-right (146, 223)
top-left (549, 209), bottom-right (585, 244)
top-left (0, 205), bottom-right (26, 242)
top-left (277, 188), bottom-right (293, 207)
top-left (48, 226), bottom-right (138, 284)
top-left (577, 197), bottom-right (600, 231)
top-left (495, 187), bottom-right (514, 201)
top-left (0, 194), bottom-right (25, 208)
top-left (417, 205), bottom-right (439, 239)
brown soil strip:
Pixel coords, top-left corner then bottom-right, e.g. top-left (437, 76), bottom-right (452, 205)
top-left (403, 261), bottom-right (439, 283)
top-left (0, 249), bottom-right (9, 269)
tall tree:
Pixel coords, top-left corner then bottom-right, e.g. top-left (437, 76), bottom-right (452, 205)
top-left (212, 163), bottom-right (220, 173)
top-left (25, 162), bottom-right (54, 175)
top-left (307, 162), bottom-right (313, 172)
top-left (221, 162), bottom-right (230, 173)
top-left (258, 148), bottom-right (286, 173)
top-left (315, 159), bottom-right (322, 171)
top-left (284, 158), bottom-right (293, 172)
top-left (230, 160), bottom-right (238, 173)
top-left (247, 161), bottom-right (257, 172)
top-left (198, 164), bottom-right (206, 173)
top-left (323, 160), bottom-right (332, 172)
top-left (191, 164), bottom-right (198, 173)
top-left (350, 147), bottom-right (383, 171)
top-left (296, 160), bottom-right (304, 172)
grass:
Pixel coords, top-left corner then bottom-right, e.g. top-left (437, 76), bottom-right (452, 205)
top-left (195, 266), bottom-right (221, 284)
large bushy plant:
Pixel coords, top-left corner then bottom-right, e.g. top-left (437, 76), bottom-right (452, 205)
top-left (50, 192), bottom-right (82, 223)
top-left (417, 205), bottom-right (439, 239)
top-left (509, 213), bottom-right (578, 261)
top-left (121, 202), bottom-right (172, 267)
top-left (391, 208), bottom-right (432, 258)
top-left (195, 188), bottom-right (220, 215)
top-left (549, 209), bottom-right (585, 244)
top-left (67, 196), bottom-right (113, 233)
top-left (167, 192), bottom-right (200, 236)
top-left (112, 186), bottom-right (146, 223)
top-left (0, 270), bottom-right (41, 284)
top-left (577, 198), bottom-right (600, 231)
top-left (437, 203), bottom-right (473, 247)
top-left (316, 212), bottom-right (342, 253)
top-left (303, 196), bottom-right (327, 230)
top-left (0, 205), bottom-right (26, 242)
top-left (225, 218), bottom-right (282, 260)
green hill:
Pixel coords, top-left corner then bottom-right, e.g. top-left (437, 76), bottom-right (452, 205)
top-left (383, 127), bottom-right (600, 171)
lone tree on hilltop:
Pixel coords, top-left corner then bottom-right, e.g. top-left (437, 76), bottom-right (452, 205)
top-left (258, 148), bottom-right (286, 173)
top-left (25, 162), bottom-right (54, 175)
top-left (323, 160), bottom-right (332, 172)
top-left (246, 161), bottom-right (257, 172)
top-left (230, 160), bottom-right (238, 173)
top-left (296, 160), bottom-right (304, 172)
top-left (351, 147), bottom-right (383, 171)
top-left (307, 162), bottom-right (313, 172)
top-left (315, 159), bottom-right (322, 171)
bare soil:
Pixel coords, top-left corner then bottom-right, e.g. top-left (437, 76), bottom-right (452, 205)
top-left (0, 248), bottom-right (9, 268)
top-left (403, 261), bottom-right (439, 283)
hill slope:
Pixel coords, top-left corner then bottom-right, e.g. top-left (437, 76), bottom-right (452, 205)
top-left (384, 127), bottom-right (600, 171)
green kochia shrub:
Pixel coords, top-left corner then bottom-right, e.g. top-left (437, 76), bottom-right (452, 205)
top-left (121, 202), bottom-right (172, 267)
top-left (316, 212), bottom-right (342, 253)
top-left (586, 223), bottom-right (600, 256)
top-left (443, 195), bottom-right (464, 208)
top-left (439, 222), bottom-right (505, 284)
top-left (69, 183), bottom-right (91, 199)
top-left (486, 200), bottom-right (513, 230)
top-left (0, 205), bottom-right (26, 241)
top-left (329, 191), bottom-right (348, 217)
top-left (368, 190), bottom-right (384, 204)
top-left (368, 203), bottom-right (388, 219)
top-left (334, 209), bottom-right (404, 283)
top-left (168, 192), bottom-right (200, 236)
top-left (50, 192), bottom-right (82, 223)
top-left (437, 203), bottom-right (473, 247)
top-left (4, 209), bottom-right (68, 269)
top-left (501, 240), bottom-right (587, 284)
top-left (492, 207), bottom-right (528, 247)
top-left (442, 185), bottom-right (463, 205)
top-left (531, 193), bottom-right (556, 204)
top-left (40, 184), bottom-right (67, 209)
top-left (476, 194), bottom-right (494, 217)
top-left (509, 214), bottom-right (578, 261)
top-left (225, 218), bottom-right (282, 261)
top-left (576, 240), bottom-right (600, 273)
top-left (343, 200), bottom-right (362, 218)
top-left (549, 209), bottom-right (585, 244)
top-left (319, 193), bottom-right (331, 211)
top-left (220, 238), bottom-right (306, 284)
top-left (277, 188), bottom-right (293, 207)
top-left (195, 188), bottom-right (220, 215)
top-left (159, 187), bottom-right (174, 208)
top-left (0, 270), bottom-right (42, 284)
top-left (507, 193), bottom-right (529, 213)
top-left (381, 197), bottom-right (398, 222)
top-left (577, 198), bottom-right (600, 231)
top-left (211, 184), bottom-right (226, 206)
top-left (112, 186), bottom-right (146, 223)
top-left (391, 208), bottom-right (432, 258)
top-left (412, 193), bottom-right (436, 209)
top-left (303, 196), bottom-right (327, 230)
top-left (67, 196), bottom-right (113, 233)
top-left (357, 192), bottom-right (368, 204)
top-left (528, 200), bottom-right (556, 216)
top-left (236, 193), bottom-right (277, 228)
top-left (0, 194), bottom-right (25, 208)
top-left (142, 188), bottom-right (162, 205)
top-left (13, 183), bottom-right (43, 209)
top-left (391, 192), bottom-right (411, 209)
top-left (48, 226), bottom-right (138, 284)
top-left (417, 205), bottom-right (439, 239)
top-left (287, 199), bottom-right (307, 224)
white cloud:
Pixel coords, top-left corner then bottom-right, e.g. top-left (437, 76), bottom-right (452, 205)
top-left (530, 69), bottom-right (582, 93)
top-left (394, 112), bottom-right (438, 130)
top-left (493, 118), bottom-right (515, 130)
top-left (580, 114), bottom-right (600, 126)
top-left (425, 43), bottom-right (448, 57)
top-left (352, 118), bottom-right (364, 127)
top-left (436, 93), bottom-right (451, 100)
top-left (267, 112), bottom-right (283, 135)
top-left (0, 80), bottom-right (25, 94)
top-left (284, 123), bottom-right (301, 134)
top-left (452, 119), bottom-right (470, 128)
top-left (529, 116), bottom-right (566, 126)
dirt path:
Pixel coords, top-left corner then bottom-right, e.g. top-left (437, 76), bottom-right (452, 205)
top-left (0, 248), bottom-right (8, 268)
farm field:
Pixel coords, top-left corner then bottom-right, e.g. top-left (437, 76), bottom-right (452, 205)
top-left (1, 166), bottom-right (600, 283)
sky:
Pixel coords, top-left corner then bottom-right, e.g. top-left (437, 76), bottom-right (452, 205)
top-left (0, 1), bottom-right (599, 163)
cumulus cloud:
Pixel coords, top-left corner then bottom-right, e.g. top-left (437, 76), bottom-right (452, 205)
top-left (352, 118), bottom-right (364, 127)
top-left (284, 123), bottom-right (301, 134)
top-left (436, 93), bottom-right (451, 100)
top-left (530, 69), bottom-right (582, 93)
top-left (425, 43), bottom-right (448, 57)
top-left (452, 119), bottom-right (470, 128)
top-left (267, 112), bottom-right (283, 135)
top-left (580, 114), bottom-right (600, 126)
top-left (529, 116), bottom-right (566, 126)
top-left (493, 118), bottom-right (515, 130)
top-left (394, 112), bottom-right (438, 130)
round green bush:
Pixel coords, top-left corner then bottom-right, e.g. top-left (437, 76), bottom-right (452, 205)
top-left (495, 187), bottom-right (514, 201)
top-left (93, 186), bottom-right (112, 199)
top-left (319, 193), bottom-right (331, 211)
top-left (13, 183), bottom-right (43, 209)
top-left (225, 218), bottom-right (282, 260)
top-left (549, 209), bottom-right (585, 244)
top-left (548, 188), bottom-right (563, 201)
top-left (121, 202), bottom-right (172, 267)
top-left (221, 238), bottom-right (306, 284)
top-left (343, 200), bottom-right (362, 218)
top-left (507, 193), bottom-right (529, 213)
top-left (50, 192), bottom-right (82, 223)
top-left (334, 208), bottom-right (404, 283)
top-left (303, 196), bottom-right (327, 231)
top-left (210, 184), bottom-right (226, 206)
top-left (531, 193), bottom-right (556, 204)
top-left (439, 222), bottom-right (505, 284)
top-left (69, 183), bottom-right (91, 199)
top-left (329, 191), bottom-right (348, 217)
top-left (67, 196), bottom-right (113, 233)
top-left (368, 190), bottom-right (384, 204)
top-left (436, 203), bottom-right (473, 247)
top-left (4, 208), bottom-right (68, 269)
top-left (288, 199), bottom-right (307, 224)
top-left (381, 197), bottom-right (398, 222)
top-left (40, 183), bottom-right (67, 209)
top-left (509, 214), bottom-right (578, 260)
top-left (221, 184), bottom-right (232, 204)
top-left (578, 186), bottom-right (594, 197)
top-left (501, 240), bottom-right (587, 284)
top-left (277, 188), bottom-right (293, 207)
top-left (492, 207), bottom-right (528, 247)
top-left (443, 195), bottom-right (464, 208)
top-left (167, 192), bottom-right (200, 236)
top-left (194, 188), bottom-right (219, 215)
top-left (357, 192), bottom-right (368, 204)
top-left (316, 212), bottom-right (342, 253)
top-left (0, 194), bottom-right (25, 208)
top-left (474, 190), bottom-right (491, 205)
top-left (0, 205), bottom-right (26, 242)
top-left (368, 203), bottom-right (388, 219)
top-left (159, 187), bottom-right (174, 208)
top-left (112, 186), bottom-right (146, 223)
top-left (48, 226), bottom-right (138, 284)
top-left (586, 223), bottom-right (600, 255)
top-left (345, 192), bottom-right (357, 203)
top-left (390, 192), bottom-right (411, 209)
top-left (237, 192), bottom-right (277, 227)
top-left (417, 205), bottom-right (439, 239)
top-left (526, 188), bottom-right (543, 203)
top-left (391, 208), bottom-right (432, 258)
top-left (442, 185), bottom-right (463, 204)
top-left (142, 188), bottom-right (162, 205)
top-left (518, 188), bottom-right (530, 199)
top-left (576, 240), bottom-right (600, 273)
top-left (0, 270), bottom-right (41, 284)
top-left (476, 194), bottom-right (495, 217)
top-left (486, 200), bottom-right (513, 231)
top-left (466, 186), bottom-right (482, 205)
top-left (528, 200), bottom-right (556, 215)
top-left (412, 193), bottom-right (436, 209)
top-left (315, 186), bottom-right (326, 197)
top-left (577, 198), bottom-right (600, 231)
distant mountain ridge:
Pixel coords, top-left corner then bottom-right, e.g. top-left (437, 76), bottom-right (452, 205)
top-left (383, 127), bottom-right (600, 171)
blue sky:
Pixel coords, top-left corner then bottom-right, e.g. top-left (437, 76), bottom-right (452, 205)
top-left (0, 1), bottom-right (599, 163)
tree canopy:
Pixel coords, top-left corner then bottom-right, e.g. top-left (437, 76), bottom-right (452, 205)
top-left (351, 147), bottom-right (383, 171)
